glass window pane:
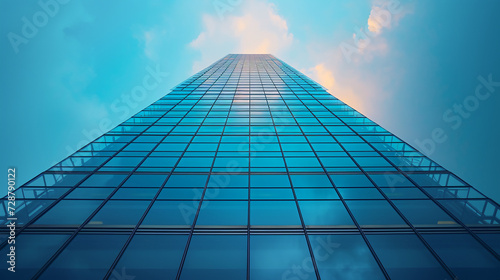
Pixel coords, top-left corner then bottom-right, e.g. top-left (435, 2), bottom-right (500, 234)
top-left (1, 199), bottom-right (55, 226)
top-left (250, 174), bottom-right (290, 188)
top-left (299, 201), bottom-right (354, 228)
top-left (250, 235), bottom-right (313, 280)
top-left (438, 199), bottom-right (500, 226)
top-left (0, 233), bottom-right (70, 279)
top-left (66, 188), bottom-right (114, 199)
top-left (251, 188), bottom-right (294, 199)
top-left (87, 200), bottom-right (149, 227)
top-left (208, 174), bottom-right (248, 188)
top-left (27, 173), bottom-right (88, 187)
top-left (158, 188), bottom-right (203, 200)
top-left (290, 174), bottom-right (332, 187)
top-left (122, 174), bottom-right (167, 188)
top-left (295, 188), bottom-right (339, 200)
top-left (38, 234), bottom-right (128, 280)
top-left (204, 188), bottom-right (248, 200)
top-left (381, 187), bottom-right (427, 199)
top-left (424, 187), bottom-right (485, 199)
top-left (310, 234), bottom-right (385, 280)
top-left (80, 174), bottom-right (127, 187)
top-left (367, 234), bottom-right (450, 279)
top-left (338, 188), bottom-right (384, 199)
top-left (346, 200), bottom-right (407, 228)
top-left (111, 188), bottom-right (158, 199)
top-left (477, 233), bottom-right (500, 255)
top-left (368, 173), bottom-right (414, 187)
top-left (115, 234), bottom-right (188, 279)
top-left (393, 200), bottom-right (458, 227)
top-left (34, 200), bottom-right (102, 226)
top-left (330, 174), bottom-right (373, 187)
top-left (251, 201), bottom-right (301, 227)
top-left (141, 200), bottom-right (198, 228)
top-left (15, 187), bottom-right (70, 199)
top-left (423, 233), bottom-right (500, 279)
top-left (181, 235), bottom-right (246, 280)
top-left (196, 201), bottom-right (247, 227)
top-left (166, 174), bottom-right (208, 188)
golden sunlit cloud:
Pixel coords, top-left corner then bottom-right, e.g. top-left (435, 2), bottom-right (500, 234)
top-left (189, 0), bottom-right (293, 73)
top-left (309, 63), bottom-right (336, 91)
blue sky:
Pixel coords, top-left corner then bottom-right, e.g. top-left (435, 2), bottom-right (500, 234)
top-left (1, 0), bottom-right (499, 202)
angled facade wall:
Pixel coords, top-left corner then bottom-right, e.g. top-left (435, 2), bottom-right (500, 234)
top-left (1, 54), bottom-right (499, 279)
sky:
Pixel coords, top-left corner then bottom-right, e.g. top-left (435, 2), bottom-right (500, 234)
top-left (1, 0), bottom-right (499, 202)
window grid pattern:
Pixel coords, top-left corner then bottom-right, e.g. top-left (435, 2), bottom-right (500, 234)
top-left (1, 54), bottom-right (499, 280)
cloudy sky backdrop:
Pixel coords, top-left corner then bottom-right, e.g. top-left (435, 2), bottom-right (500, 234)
top-left (1, 0), bottom-right (499, 201)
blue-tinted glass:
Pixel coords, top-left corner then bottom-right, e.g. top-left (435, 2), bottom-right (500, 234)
top-left (477, 233), bottom-right (500, 255)
top-left (250, 174), bottom-right (290, 188)
top-left (251, 157), bottom-right (285, 168)
top-left (116, 234), bottom-right (189, 279)
top-left (367, 234), bottom-right (450, 279)
top-left (15, 187), bottom-right (70, 199)
top-left (295, 188), bottom-right (339, 199)
top-left (309, 234), bottom-right (385, 280)
top-left (140, 156), bottom-right (178, 168)
top-left (27, 173), bottom-right (88, 187)
top-left (424, 187), bottom-right (485, 199)
top-left (141, 200), bottom-right (198, 228)
top-left (330, 174), bottom-right (373, 187)
top-left (66, 187), bottom-right (113, 199)
top-left (158, 188), bottom-right (203, 200)
top-left (250, 235), bottom-right (314, 280)
top-left (196, 201), bottom-right (247, 227)
top-left (290, 174), bottom-right (332, 187)
top-left (178, 157), bottom-right (213, 168)
top-left (346, 200), bottom-right (407, 227)
top-left (438, 199), bottom-right (500, 226)
top-left (0, 234), bottom-right (70, 279)
top-left (87, 200), bottom-right (149, 227)
top-left (251, 201), bottom-right (301, 227)
top-left (369, 173), bottom-right (414, 187)
top-left (111, 187), bottom-right (158, 199)
top-left (208, 174), bottom-right (248, 188)
top-left (205, 188), bottom-right (248, 200)
top-left (1, 199), bottom-right (55, 225)
top-left (393, 200), bottom-right (458, 227)
top-left (286, 157), bottom-right (322, 167)
top-left (423, 233), bottom-right (500, 279)
top-left (250, 188), bottom-right (294, 199)
top-left (319, 156), bottom-right (357, 167)
top-left (104, 156), bottom-right (144, 167)
top-left (38, 234), bottom-right (128, 280)
top-left (354, 156), bottom-right (391, 167)
top-left (181, 235), bottom-right (247, 280)
top-left (9, 54), bottom-right (500, 279)
top-left (381, 187), bottom-right (427, 199)
top-left (299, 200), bottom-right (354, 227)
top-left (338, 188), bottom-right (384, 199)
top-left (122, 174), bottom-right (167, 188)
top-left (34, 200), bottom-right (102, 226)
top-left (80, 174), bottom-right (127, 187)
top-left (166, 174), bottom-right (208, 188)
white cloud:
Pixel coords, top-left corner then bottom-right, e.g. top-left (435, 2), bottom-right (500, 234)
top-left (189, 0), bottom-right (293, 73)
top-left (339, 0), bottom-right (413, 64)
top-left (367, 0), bottom-right (413, 34)
top-left (304, 1), bottom-right (414, 117)
top-left (138, 27), bottom-right (167, 62)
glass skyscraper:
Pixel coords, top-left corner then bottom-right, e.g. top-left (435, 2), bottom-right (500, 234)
top-left (1, 54), bottom-right (499, 280)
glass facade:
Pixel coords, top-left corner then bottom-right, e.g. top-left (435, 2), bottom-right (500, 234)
top-left (1, 54), bottom-right (499, 279)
